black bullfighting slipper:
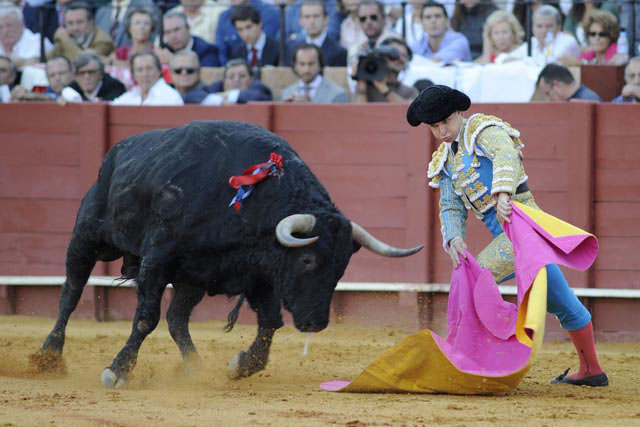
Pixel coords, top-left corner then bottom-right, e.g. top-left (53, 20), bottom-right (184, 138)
top-left (550, 368), bottom-right (609, 387)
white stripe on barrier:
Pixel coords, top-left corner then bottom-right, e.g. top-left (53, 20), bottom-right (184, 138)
top-left (0, 276), bottom-right (639, 299)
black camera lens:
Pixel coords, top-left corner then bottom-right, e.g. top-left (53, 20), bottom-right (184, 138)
top-left (364, 60), bottom-right (378, 73)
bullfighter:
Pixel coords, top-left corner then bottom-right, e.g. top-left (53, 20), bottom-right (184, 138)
top-left (407, 85), bottom-right (608, 387)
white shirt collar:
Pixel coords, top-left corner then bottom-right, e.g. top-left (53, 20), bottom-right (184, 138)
top-left (305, 31), bottom-right (327, 48)
top-left (81, 30), bottom-right (96, 50)
top-left (247, 32), bottom-right (266, 63)
top-left (112, 78), bottom-right (184, 106)
top-left (251, 32), bottom-right (266, 51)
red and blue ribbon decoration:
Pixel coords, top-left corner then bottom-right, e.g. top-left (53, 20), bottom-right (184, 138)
top-left (228, 153), bottom-right (284, 211)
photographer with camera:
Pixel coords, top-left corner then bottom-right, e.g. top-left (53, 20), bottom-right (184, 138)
top-left (346, 1), bottom-right (395, 69)
top-left (354, 37), bottom-right (419, 103)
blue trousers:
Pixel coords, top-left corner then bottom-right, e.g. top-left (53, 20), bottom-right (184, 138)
top-left (545, 264), bottom-right (591, 331)
top-left (479, 208), bottom-right (591, 332)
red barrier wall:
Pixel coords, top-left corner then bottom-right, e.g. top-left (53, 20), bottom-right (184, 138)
top-left (0, 102), bottom-right (638, 339)
top-left (592, 104), bottom-right (640, 340)
top-left (0, 103), bottom-right (108, 317)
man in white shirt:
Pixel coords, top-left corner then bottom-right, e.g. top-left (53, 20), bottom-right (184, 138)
top-left (112, 50), bottom-right (183, 105)
top-left (280, 43), bottom-right (348, 103)
top-left (0, 3), bottom-right (52, 68)
top-left (528, 5), bottom-right (580, 66)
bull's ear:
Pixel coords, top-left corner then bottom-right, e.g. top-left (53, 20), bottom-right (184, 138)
top-left (352, 239), bottom-right (362, 254)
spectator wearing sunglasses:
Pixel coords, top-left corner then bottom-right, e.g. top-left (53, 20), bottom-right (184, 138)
top-left (169, 49), bottom-right (210, 104)
top-left (347, 1), bottom-right (395, 70)
top-left (561, 9), bottom-right (620, 65)
top-left (411, 1), bottom-right (471, 63)
top-left (63, 53), bottom-right (126, 102)
top-left (563, 0), bottom-right (619, 46)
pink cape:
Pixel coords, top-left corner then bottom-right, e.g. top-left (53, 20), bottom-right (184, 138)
top-left (321, 202), bottom-right (598, 394)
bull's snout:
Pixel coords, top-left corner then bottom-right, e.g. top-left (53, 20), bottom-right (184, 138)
top-left (297, 320), bottom-right (328, 333)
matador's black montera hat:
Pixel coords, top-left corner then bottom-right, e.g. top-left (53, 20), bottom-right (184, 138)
top-left (406, 85), bottom-right (471, 127)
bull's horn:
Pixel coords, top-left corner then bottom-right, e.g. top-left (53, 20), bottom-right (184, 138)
top-left (276, 214), bottom-right (319, 247)
top-left (351, 221), bottom-right (424, 257)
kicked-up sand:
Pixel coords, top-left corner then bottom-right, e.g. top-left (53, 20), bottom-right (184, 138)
top-left (0, 315), bottom-right (639, 426)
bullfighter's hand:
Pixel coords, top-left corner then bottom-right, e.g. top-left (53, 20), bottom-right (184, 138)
top-left (496, 192), bottom-right (512, 223)
top-left (448, 237), bottom-right (467, 269)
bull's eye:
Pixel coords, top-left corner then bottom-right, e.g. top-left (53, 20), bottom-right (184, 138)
top-left (299, 254), bottom-right (317, 271)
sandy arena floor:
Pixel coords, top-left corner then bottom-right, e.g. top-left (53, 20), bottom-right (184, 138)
top-left (0, 315), bottom-right (639, 427)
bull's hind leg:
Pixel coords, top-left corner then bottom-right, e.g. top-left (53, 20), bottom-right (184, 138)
top-left (35, 237), bottom-right (106, 372)
top-left (167, 284), bottom-right (205, 368)
top-left (101, 255), bottom-right (169, 388)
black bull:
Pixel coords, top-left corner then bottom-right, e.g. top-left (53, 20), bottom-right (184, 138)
top-left (37, 121), bottom-right (423, 387)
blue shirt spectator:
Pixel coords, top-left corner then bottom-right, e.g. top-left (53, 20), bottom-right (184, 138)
top-left (412, 29), bottom-right (472, 62)
top-left (215, 0), bottom-right (280, 64)
top-left (411, 2), bottom-right (472, 63)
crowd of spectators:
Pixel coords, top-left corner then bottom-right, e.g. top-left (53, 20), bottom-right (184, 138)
top-left (0, 0), bottom-right (638, 106)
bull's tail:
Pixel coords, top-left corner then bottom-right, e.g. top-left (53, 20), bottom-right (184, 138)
top-left (224, 294), bottom-right (246, 332)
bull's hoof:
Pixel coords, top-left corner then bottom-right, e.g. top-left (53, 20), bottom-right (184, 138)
top-left (101, 368), bottom-right (128, 389)
top-left (28, 350), bottom-right (67, 375)
top-left (227, 351), bottom-right (266, 380)
top-left (183, 353), bottom-right (204, 376)
top-left (174, 353), bottom-right (204, 380)
top-left (227, 352), bottom-right (244, 380)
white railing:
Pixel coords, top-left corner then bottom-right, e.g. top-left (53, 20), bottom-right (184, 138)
top-left (1, 276), bottom-right (640, 299)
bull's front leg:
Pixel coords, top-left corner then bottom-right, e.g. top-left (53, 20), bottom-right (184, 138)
top-left (227, 286), bottom-right (283, 379)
